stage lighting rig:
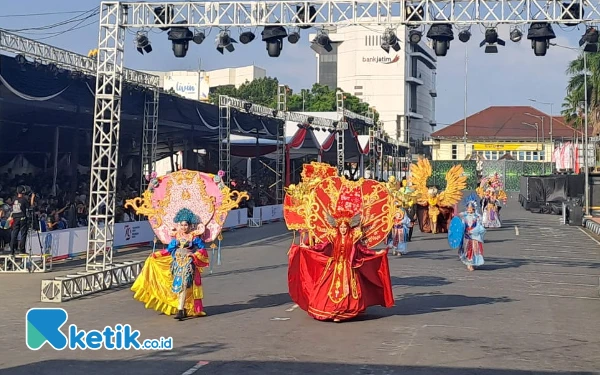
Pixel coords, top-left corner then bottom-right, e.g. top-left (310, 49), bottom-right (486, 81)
top-left (405, 4), bottom-right (424, 23)
top-left (561, 1), bottom-right (584, 27)
top-left (381, 29), bottom-right (401, 53)
top-left (426, 24), bottom-right (454, 56)
top-left (135, 32), bottom-right (152, 54)
top-left (527, 22), bottom-right (556, 56)
top-left (409, 30), bottom-right (422, 45)
top-left (216, 31), bottom-right (237, 54)
top-left (262, 25), bottom-right (288, 57)
top-left (458, 30), bottom-right (471, 43)
top-left (480, 28), bottom-right (505, 53)
top-left (167, 24), bottom-right (193, 58)
top-left (288, 30), bottom-right (300, 44)
top-left (239, 31), bottom-right (256, 44)
top-left (510, 28), bottom-right (522, 42)
top-left (153, 5), bottom-right (174, 31)
top-left (310, 32), bottom-right (333, 54)
top-left (580, 27), bottom-right (599, 52)
top-left (295, 5), bottom-right (317, 29)
top-left (193, 31), bottom-right (205, 44)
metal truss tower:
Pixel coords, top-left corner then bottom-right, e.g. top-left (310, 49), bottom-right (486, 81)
top-left (86, 3), bottom-right (126, 271)
top-left (140, 89), bottom-right (159, 193)
top-left (218, 95), bottom-right (232, 185)
top-left (335, 91), bottom-right (346, 175)
top-left (276, 85), bottom-right (287, 203)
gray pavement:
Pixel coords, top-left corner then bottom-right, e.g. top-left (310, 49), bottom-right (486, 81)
top-left (1, 201), bottom-right (600, 375)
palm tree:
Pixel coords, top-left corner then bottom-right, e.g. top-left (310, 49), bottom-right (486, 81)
top-left (563, 52), bottom-right (600, 134)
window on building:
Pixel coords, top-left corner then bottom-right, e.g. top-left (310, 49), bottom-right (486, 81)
top-left (410, 85), bottom-right (417, 112)
top-left (451, 145), bottom-right (457, 160)
top-left (354, 92), bottom-right (363, 96)
top-left (540, 151), bottom-right (545, 161)
top-left (354, 85), bottom-right (363, 90)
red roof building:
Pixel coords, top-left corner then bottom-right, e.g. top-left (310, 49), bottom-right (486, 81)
top-left (429, 106), bottom-right (586, 162)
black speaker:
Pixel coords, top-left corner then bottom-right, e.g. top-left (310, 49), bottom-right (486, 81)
top-left (568, 204), bottom-right (584, 226)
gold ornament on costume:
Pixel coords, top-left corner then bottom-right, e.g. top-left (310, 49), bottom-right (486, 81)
top-left (409, 157), bottom-right (467, 234)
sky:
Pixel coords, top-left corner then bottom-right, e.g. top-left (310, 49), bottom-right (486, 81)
top-left (0, 1), bottom-right (589, 127)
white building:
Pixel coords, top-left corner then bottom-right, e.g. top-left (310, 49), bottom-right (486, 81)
top-left (143, 65), bottom-right (267, 101)
top-left (311, 22), bottom-right (437, 154)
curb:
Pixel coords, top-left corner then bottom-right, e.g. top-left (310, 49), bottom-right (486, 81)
top-left (584, 219), bottom-right (600, 236)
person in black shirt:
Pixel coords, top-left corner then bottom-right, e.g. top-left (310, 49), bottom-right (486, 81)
top-left (10, 186), bottom-right (35, 255)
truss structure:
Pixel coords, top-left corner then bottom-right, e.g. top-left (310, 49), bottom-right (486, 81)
top-left (369, 128), bottom-right (378, 179)
top-left (218, 95), bottom-right (232, 184)
top-left (40, 260), bottom-right (143, 302)
top-left (335, 92), bottom-right (346, 174)
top-left (276, 85), bottom-right (287, 203)
top-left (0, 30), bottom-right (158, 87)
top-left (0, 255), bottom-right (52, 273)
top-left (86, 4), bottom-right (127, 272)
top-left (122, 1), bottom-right (600, 26)
top-left (140, 89), bottom-right (160, 193)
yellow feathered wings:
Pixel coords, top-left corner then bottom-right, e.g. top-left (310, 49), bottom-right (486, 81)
top-left (409, 157), bottom-right (467, 208)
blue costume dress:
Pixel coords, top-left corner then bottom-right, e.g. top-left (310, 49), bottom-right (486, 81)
top-left (458, 211), bottom-right (486, 267)
top-left (387, 212), bottom-right (411, 255)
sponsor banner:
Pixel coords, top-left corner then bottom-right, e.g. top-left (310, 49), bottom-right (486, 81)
top-left (473, 143), bottom-right (541, 151)
top-left (252, 204), bottom-right (284, 222)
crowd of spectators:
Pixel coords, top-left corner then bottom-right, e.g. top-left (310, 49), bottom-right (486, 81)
top-left (0, 170), bottom-right (140, 252)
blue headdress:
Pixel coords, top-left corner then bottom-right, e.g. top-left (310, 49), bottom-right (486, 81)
top-left (463, 193), bottom-right (479, 210)
top-left (173, 208), bottom-right (199, 225)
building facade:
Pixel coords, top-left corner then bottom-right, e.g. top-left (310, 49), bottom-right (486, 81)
top-left (312, 22), bottom-right (437, 154)
top-left (143, 65), bottom-right (267, 102)
top-left (428, 106), bottom-right (586, 165)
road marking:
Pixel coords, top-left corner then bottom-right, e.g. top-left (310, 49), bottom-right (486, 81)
top-left (180, 361), bottom-right (209, 375)
top-left (514, 226), bottom-right (519, 236)
top-left (270, 317), bottom-right (291, 321)
top-left (578, 227), bottom-right (600, 246)
top-left (285, 304), bottom-right (299, 312)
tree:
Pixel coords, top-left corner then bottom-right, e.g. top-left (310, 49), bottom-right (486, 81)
top-left (208, 79), bottom-right (379, 125)
top-left (562, 53), bottom-right (600, 133)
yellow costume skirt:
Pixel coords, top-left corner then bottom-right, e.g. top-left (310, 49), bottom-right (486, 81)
top-left (131, 255), bottom-right (204, 316)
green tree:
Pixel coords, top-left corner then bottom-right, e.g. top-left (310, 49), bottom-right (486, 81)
top-left (208, 77), bottom-right (280, 107)
top-left (562, 52), bottom-right (600, 133)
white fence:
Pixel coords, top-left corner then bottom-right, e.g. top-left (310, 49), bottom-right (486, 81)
top-left (30, 205), bottom-right (283, 261)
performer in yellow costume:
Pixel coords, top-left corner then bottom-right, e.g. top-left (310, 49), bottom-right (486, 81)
top-left (126, 169), bottom-right (248, 320)
top-left (409, 157), bottom-right (467, 234)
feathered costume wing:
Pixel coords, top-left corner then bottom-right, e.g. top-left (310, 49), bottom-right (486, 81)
top-left (437, 164), bottom-right (468, 208)
top-left (408, 157), bottom-right (432, 205)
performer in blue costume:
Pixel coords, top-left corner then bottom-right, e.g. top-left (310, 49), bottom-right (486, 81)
top-left (457, 194), bottom-right (486, 271)
top-left (386, 208), bottom-right (411, 256)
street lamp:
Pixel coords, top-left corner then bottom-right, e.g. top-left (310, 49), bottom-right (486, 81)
top-left (527, 99), bottom-right (554, 145)
top-left (524, 112), bottom-right (545, 159)
top-left (522, 122), bottom-right (540, 155)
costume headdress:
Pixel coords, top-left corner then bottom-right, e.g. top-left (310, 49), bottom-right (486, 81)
top-left (463, 193), bottom-right (479, 210)
top-left (325, 186), bottom-right (363, 228)
top-left (174, 208), bottom-right (199, 225)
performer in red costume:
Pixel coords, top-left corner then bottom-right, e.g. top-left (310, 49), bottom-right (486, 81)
top-left (287, 175), bottom-right (395, 322)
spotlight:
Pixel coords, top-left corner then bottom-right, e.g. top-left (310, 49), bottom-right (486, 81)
top-left (458, 30), bottom-right (471, 43)
top-left (272, 110), bottom-right (278, 117)
top-left (168, 24), bottom-right (193, 57)
top-left (295, 5), bottom-right (316, 29)
top-left (307, 116), bottom-right (314, 124)
top-left (136, 32), bottom-right (152, 54)
top-left (262, 25), bottom-right (288, 57)
top-left (244, 102), bottom-right (252, 112)
top-left (310, 32), bottom-right (333, 54)
top-left (426, 24), bottom-right (454, 56)
top-left (193, 31), bottom-right (205, 44)
top-left (561, 1), bottom-right (584, 27)
top-left (381, 29), bottom-right (401, 53)
top-left (527, 22), bottom-right (556, 56)
top-left (288, 31), bottom-right (300, 44)
top-left (239, 31), bottom-right (256, 44)
top-left (509, 28), bottom-right (522, 43)
top-left (580, 27), bottom-right (599, 52)
top-left (216, 31), bottom-right (237, 54)
top-left (153, 6), bottom-right (173, 31)
top-left (480, 28), bottom-right (505, 53)
top-left (409, 30), bottom-right (422, 44)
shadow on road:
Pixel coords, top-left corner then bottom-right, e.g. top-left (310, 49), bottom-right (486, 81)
top-left (207, 292), bottom-right (291, 315)
top-left (3, 358), bottom-right (594, 375)
top-left (391, 275), bottom-right (452, 287)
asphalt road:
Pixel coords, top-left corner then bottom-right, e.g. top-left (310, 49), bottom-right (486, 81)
top-left (1, 199), bottom-right (600, 375)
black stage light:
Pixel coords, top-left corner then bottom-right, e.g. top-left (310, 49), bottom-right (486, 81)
top-left (527, 22), bottom-right (556, 56)
top-left (295, 5), bottom-right (316, 29)
top-left (580, 27), bottom-right (599, 52)
top-left (136, 33), bottom-right (152, 54)
top-left (480, 28), bottom-right (505, 53)
top-left (239, 31), bottom-right (256, 44)
top-left (310, 33), bottom-right (333, 54)
top-left (458, 30), bottom-right (471, 43)
top-left (409, 30), bottom-right (422, 45)
top-left (167, 25), bottom-right (193, 57)
top-left (216, 31), bottom-right (237, 54)
top-left (427, 24), bottom-right (454, 56)
top-left (262, 25), bottom-right (288, 57)
top-left (381, 29), bottom-right (401, 52)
